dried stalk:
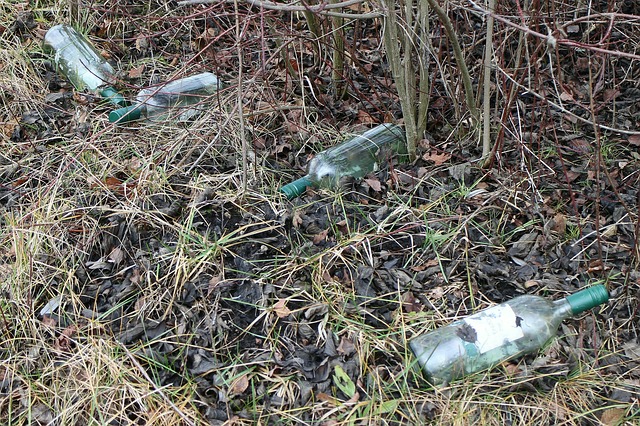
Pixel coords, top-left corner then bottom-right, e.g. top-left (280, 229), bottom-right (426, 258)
top-left (382, 0), bottom-right (418, 159)
top-left (425, 0), bottom-right (479, 126)
top-left (481, 0), bottom-right (495, 159)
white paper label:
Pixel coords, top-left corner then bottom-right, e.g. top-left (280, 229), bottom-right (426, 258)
top-left (463, 304), bottom-right (525, 353)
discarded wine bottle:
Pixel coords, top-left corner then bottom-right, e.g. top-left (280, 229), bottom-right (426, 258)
top-left (410, 285), bottom-right (609, 385)
top-left (280, 123), bottom-right (406, 199)
top-left (44, 24), bottom-right (126, 106)
top-left (109, 72), bottom-right (223, 123)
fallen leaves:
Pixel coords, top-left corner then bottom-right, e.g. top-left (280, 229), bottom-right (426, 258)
top-left (312, 228), bottom-right (329, 244)
top-left (273, 299), bottom-right (291, 318)
top-left (423, 151), bottom-right (451, 165)
top-left (599, 407), bottom-right (627, 426)
top-left (363, 177), bottom-right (382, 192)
top-left (228, 373), bottom-right (249, 396)
top-left (401, 291), bottom-right (423, 313)
top-left (128, 64), bottom-right (145, 78)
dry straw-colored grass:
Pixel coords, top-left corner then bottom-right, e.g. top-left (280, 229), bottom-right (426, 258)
top-left (1, 1), bottom-right (639, 425)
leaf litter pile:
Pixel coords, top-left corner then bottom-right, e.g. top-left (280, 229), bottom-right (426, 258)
top-left (1, 1), bottom-right (639, 425)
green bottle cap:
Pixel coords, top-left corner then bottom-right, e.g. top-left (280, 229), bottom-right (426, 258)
top-left (109, 104), bottom-right (143, 123)
top-left (566, 284), bottom-right (609, 315)
top-left (280, 176), bottom-right (312, 199)
top-left (99, 87), bottom-right (127, 107)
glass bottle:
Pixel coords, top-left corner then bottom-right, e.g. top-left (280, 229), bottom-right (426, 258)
top-left (410, 285), bottom-right (609, 385)
top-left (280, 123), bottom-right (406, 199)
top-left (108, 72), bottom-right (223, 123)
top-left (44, 24), bottom-right (126, 106)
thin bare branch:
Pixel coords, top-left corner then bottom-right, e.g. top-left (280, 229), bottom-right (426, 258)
top-left (177, 0), bottom-right (383, 18)
top-left (467, 0), bottom-right (640, 60)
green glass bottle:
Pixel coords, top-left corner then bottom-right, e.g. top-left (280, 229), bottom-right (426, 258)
top-left (410, 285), bottom-right (609, 385)
top-left (280, 123), bottom-right (406, 199)
top-left (109, 72), bottom-right (223, 124)
top-left (44, 24), bottom-right (126, 106)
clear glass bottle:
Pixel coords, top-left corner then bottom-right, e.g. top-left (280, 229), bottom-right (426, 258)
top-left (410, 285), bottom-right (609, 385)
top-left (280, 123), bottom-right (406, 199)
top-left (44, 24), bottom-right (126, 106)
top-left (109, 72), bottom-right (223, 123)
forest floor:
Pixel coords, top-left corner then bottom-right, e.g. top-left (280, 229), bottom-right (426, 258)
top-left (0, 1), bottom-right (639, 425)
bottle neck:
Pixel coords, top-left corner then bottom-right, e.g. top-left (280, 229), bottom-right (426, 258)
top-left (552, 299), bottom-right (574, 322)
top-left (280, 175), bottom-right (312, 199)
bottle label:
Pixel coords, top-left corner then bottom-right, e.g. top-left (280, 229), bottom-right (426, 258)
top-left (461, 304), bottom-right (524, 354)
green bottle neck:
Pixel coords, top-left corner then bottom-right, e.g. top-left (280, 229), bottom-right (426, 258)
top-left (109, 103), bottom-right (145, 123)
top-left (280, 176), bottom-right (312, 199)
top-left (549, 285), bottom-right (609, 323)
top-left (565, 284), bottom-right (609, 315)
top-left (99, 87), bottom-right (127, 107)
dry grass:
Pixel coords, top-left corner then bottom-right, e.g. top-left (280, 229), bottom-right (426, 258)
top-left (1, 1), bottom-right (639, 425)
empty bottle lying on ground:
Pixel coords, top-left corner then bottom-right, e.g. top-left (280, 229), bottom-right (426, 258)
top-left (44, 24), bottom-right (126, 107)
top-left (410, 284), bottom-right (609, 385)
top-left (279, 123), bottom-right (406, 199)
top-left (109, 72), bottom-right (223, 123)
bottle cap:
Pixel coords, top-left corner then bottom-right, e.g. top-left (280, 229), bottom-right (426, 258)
top-left (566, 284), bottom-right (609, 315)
top-left (280, 176), bottom-right (312, 199)
top-left (109, 104), bottom-right (143, 123)
top-left (99, 87), bottom-right (127, 107)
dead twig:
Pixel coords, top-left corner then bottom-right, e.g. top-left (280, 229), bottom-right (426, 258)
top-left (480, 0), bottom-right (495, 160)
top-left (177, 0), bottom-right (382, 19)
top-left (467, 0), bottom-right (640, 61)
top-left (496, 68), bottom-right (640, 136)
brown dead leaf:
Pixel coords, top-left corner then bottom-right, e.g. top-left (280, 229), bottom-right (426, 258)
top-left (428, 287), bottom-right (444, 299)
top-left (134, 295), bottom-right (146, 311)
top-left (42, 315), bottom-right (57, 327)
top-left (337, 336), bottom-right (356, 356)
top-left (316, 392), bottom-right (338, 406)
top-left (229, 374), bottom-right (249, 396)
top-left (502, 362), bottom-right (521, 376)
top-left (99, 49), bottom-right (112, 60)
top-left (564, 112), bottom-right (578, 124)
top-left (603, 89), bottom-right (620, 103)
top-left (357, 110), bottom-right (375, 124)
top-left (135, 35), bottom-right (149, 51)
top-left (560, 91), bottom-right (573, 102)
top-left (346, 390), bottom-right (360, 404)
top-left (207, 275), bottom-right (222, 295)
top-left (552, 213), bottom-right (566, 235)
top-left (335, 219), bottom-right (348, 234)
top-left (253, 137), bottom-right (267, 149)
top-left (292, 210), bottom-right (303, 228)
top-left (364, 177), bottom-right (382, 192)
top-left (313, 228), bottom-right (329, 244)
top-left (524, 280), bottom-right (540, 289)
top-left (570, 138), bottom-right (590, 154)
top-left (129, 268), bottom-right (141, 285)
top-left (273, 299), bottom-right (291, 318)
top-left (588, 259), bottom-right (605, 272)
top-left (55, 324), bottom-right (77, 351)
top-left (628, 134), bottom-right (640, 146)
top-left (411, 258), bottom-right (438, 271)
top-left (128, 64), bottom-right (145, 79)
top-left (93, 176), bottom-right (137, 196)
top-left (423, 151), bottom-right (451, 165)
top-left (108, 246), bottom-right (124, 265)
top-left (600, 407), bottom-right (626, 426)
top-left (401, 291), bottom-right (423, 313)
